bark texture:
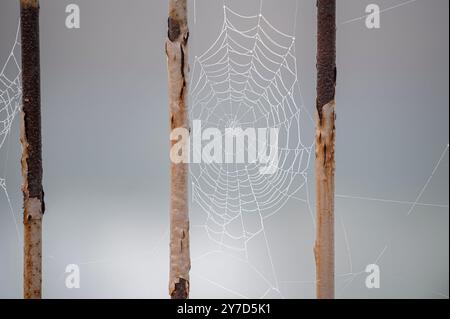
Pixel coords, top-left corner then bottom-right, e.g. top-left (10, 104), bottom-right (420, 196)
top-left (20, 0), bottom-right (44, 299)
top-left (315, 0), bottom-right (336, 300)
top-left (166, 0), bottom-right (190, 299)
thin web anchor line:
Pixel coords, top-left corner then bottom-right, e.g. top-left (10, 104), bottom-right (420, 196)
top-left (335, 143), bottom-right (449, 297)
top-left (406, 144), bottom-right (449, 216)
top-left (336, 194), bottom-right (449, 209)
top-left (341, 0), bottom-right (419, 25)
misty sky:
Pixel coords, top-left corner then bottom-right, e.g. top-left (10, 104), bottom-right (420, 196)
top-left (0, 0), bottom-right (448, 299)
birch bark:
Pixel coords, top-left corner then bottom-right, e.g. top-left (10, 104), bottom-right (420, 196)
top-left (166, 0), bottom-right (191, 299)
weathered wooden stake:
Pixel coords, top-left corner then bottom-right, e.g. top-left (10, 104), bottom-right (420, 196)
top-left (20, 0), bottom-right (45, 299)
top-left (315, 0), bottom-right (336, 299)
top-left (166, 0), bottom-right (190, 299)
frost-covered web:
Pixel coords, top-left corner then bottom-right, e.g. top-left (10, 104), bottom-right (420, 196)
top-left (189, 2), bottom-right (315, 297)
top-left (189, 4), bottom-right (313, 252)
top-left (0, 21), bottom-right (22, 246)
top-left (0, 23), bottom-right (21, 155)
top-left (0, 22), bottom-right (21, 197)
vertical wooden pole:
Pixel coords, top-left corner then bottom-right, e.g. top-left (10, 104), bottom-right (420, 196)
top-left (166, 0), bottom-right (190, 299)
top-left (315, 0), bottom-right (336, 299)
top-left (20, 0), bottom-right (45, 299)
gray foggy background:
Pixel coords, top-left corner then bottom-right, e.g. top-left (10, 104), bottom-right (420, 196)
top-left (0, 0), bottom-right (448, 299)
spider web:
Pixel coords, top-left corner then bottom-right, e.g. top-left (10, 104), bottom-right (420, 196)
top-left (0, 23), bottom-right (21, 156)
top-left (0, 22), bottom-right (22, 245)
top-left (189, 3), bottom-right (315, 296)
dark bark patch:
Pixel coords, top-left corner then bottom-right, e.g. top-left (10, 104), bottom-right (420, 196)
top-left (316, 0), bottom-right (336, 119)
top-left (168, 17), bottom-right (181, 42)
top-left (170, 114), bottom-right (175, 130)
top-left (171, 278), bottom-right (189, 299)
top-left (21, 3), bottom-right (44, 207)
top-left (179, 45), bottom-right (186, 100)
top-left (180, 44), bottom-right (185, 79)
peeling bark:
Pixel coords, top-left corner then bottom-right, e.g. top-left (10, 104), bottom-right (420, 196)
top-left (166, 0), bottom-right (190, 299)
top-left (20, 0), bottom-right (44, 299)
top-left (315, 0), bottom-right (336, 299)
top-left (314, 102), bottom-right (335, 299)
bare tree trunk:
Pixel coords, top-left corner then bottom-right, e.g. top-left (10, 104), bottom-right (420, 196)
top-left (314, 0), bottom-right (336, 300)
top-left (166, 0), bottom-right (190, 299)
top-left (20, 0), bottom-right (44, 299)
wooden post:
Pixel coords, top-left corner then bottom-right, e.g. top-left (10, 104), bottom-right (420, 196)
top-left (315, 0), bottom-right (336, 299)
top-left (20, 0), bottom-right (45, 299)
top-left (166, 0), bottom-right (191, 299)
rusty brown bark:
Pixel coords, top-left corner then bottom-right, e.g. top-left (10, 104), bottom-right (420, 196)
top-left (314, 0), bottom-right (336, 299)
top-left (166, 0), bottom-right (190, 299)
top-left (20, 0), bottom-right (44, 299)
